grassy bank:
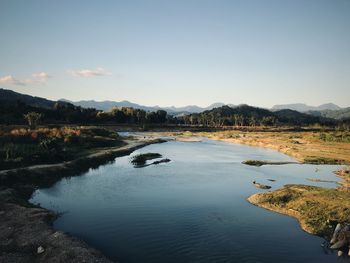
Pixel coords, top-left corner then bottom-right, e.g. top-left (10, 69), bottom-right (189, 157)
top-left (247, 184), bottom-right (350, 238)
top-left (335, 166), bottom-right (350, 191)
top-left (179, 130), bottom-right (350, 164)
top-left (0, 126), bottom-right (125, 170)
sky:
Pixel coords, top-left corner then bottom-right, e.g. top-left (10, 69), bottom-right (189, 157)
top-left (0, 0), bottom-right (349, 108)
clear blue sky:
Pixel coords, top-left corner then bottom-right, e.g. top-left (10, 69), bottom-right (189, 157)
top-left (0, 0), bottom-right (349, 108)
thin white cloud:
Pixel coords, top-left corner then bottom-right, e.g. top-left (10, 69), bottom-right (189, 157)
top-left (0, 75), bottom-right (26, 86)
top-left (0, 72), bottom-right (51, 86)
top-left (69, 67), bottom-right (111, 77)
top-left (31, 72), bottom-right (50, 83)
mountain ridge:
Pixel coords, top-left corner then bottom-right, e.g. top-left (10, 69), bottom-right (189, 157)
top-left (59, 98), bottom-right (236, 114)
top-left (1, 88), bottom-right (348, 120)
top-left (272, 103), bottom-right (342, 112)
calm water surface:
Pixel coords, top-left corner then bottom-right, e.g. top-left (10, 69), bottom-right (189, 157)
top-left (30, 138), bottom-right (344, 263)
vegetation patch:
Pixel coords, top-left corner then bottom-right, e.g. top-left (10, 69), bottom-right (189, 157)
top-left (306, 178), bottom-right (337, 183)
top-left (303, 157), bottom-right (344, 165)
top-left (242, 160), bottom-right (297, 166)
top-left (335, 167), bottom-right (350, 191)
top-left (0, 127), bottom-right (124, 170)
top-left (131, 153), bottom-right (162, 166)
top-left (248, 184), bottom-right (350, 238)
top-left (192, 130), bottom-right (350, 165)
top-left (319, 131), bottom-right (350, 143)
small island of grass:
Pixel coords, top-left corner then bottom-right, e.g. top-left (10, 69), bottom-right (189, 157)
top-left (242, 160), bottom-right (298, 166)
top-left (131, 153), bottom-right (162, 166)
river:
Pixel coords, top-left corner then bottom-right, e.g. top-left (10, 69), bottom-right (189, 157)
top-left (30, 138), bottom-right (342, 263)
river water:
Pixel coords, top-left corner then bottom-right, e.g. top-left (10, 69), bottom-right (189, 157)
top-left (30, 138), bottom-right (343, 263)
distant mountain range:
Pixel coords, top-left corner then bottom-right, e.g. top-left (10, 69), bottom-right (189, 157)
top-left (68, 101), bottom-right (345, 114)
top-left (306, 108), bottom-right (350, 120)
top-left (271, 103), bottom-right (350, 120)
top-left (1, 88), bottom-right (349, 120)
top-left (271, 103), bottom-right (341, 112)
top-left (60, 99), bottom-right (236, 115)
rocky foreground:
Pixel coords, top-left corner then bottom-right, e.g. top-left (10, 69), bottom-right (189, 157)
top-left (0, 200), bottom-right (112, 263)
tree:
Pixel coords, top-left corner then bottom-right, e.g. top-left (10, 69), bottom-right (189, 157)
top-left (136, 110), bottom-right (146, 124)
top-left (233, 114), bottom-right (240, 127)
top-left (261, 116), bottom-right (276, 126)
top-left (155, 110), bottom-right (167, 123)
top-left (249, 116), bottom-right (257, 127)
top-left (24, 112), bottom-right (42, 129)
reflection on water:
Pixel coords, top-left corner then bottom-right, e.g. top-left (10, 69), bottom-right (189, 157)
top-left (30, 138), bottom-right (342, 263)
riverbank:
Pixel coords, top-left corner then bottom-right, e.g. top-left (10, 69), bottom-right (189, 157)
top-left (247, 166), bottom-right (350, 241)
top-left (0, 136), bottom-right (165, 263)
top-left (247, 182), bottom-right (350, 239)
top-left (204, 130), bottom-right (350, 239)
top-left (166, 130), bottom-right (350, 241)
top-left (177, 130), bottom-right (350, 164)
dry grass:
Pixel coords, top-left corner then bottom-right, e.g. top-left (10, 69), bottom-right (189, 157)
top-left (0, 126), bottom-right (123, 170)
top-left (193, 130), bottom-right (350, 164)
top-left (248, 184), bottom-right (350, 238)
top-left (335, 166), bottom-right (350, 192)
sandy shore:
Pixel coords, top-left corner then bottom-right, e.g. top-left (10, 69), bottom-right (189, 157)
top-left (0, 137), bottom-right (165, 263)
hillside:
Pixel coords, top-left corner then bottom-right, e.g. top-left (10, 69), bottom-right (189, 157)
top-left (0, 88), bottom-right (56, 108)
top-left (183, 105), bottom-right (336, 126)
top-left (307, 108), bottom-right (350, 120)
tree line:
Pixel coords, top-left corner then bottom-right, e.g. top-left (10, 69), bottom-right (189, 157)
top-left (1, 101), bottom-right (350, 128)
top-left (0, 101), bottom-right (169, 126)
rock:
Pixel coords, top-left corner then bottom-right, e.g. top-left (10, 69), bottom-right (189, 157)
top-left (252, 181), bottom-right (271, 189)
top-left (331, 239), bottom-right (347, 250)
top-left (330, 223), bottom-right (342, 244)
top-left (37, 246), bottom-right (45, 254)
top-left (330, 223), bottom-right (350, 250)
